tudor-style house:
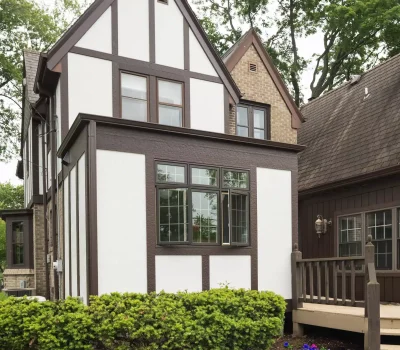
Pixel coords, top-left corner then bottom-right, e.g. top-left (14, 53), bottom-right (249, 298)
top-left (0, 0), bottom-right (304, 303)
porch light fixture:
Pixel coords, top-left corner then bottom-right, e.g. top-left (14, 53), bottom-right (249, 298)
top-left (315, 215), bottom-right (332, 238)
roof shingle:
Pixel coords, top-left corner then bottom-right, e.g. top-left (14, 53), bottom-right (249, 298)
top-left (298, 54), bottom-right (400, 192)
top-left (23, 50), bottom-right (40, 104)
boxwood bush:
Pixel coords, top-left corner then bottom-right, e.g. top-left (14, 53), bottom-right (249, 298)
top-left (0, 288), bottom-right (285, 350)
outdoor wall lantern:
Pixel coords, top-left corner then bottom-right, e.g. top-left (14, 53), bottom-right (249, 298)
top-left (315, 215), bottom-right (332, 238)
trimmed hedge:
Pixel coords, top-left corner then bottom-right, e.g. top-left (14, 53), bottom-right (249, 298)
top-left (0, 288), bottom-right (285, 350)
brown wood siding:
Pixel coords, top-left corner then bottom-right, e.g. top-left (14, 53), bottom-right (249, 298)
top-left (299, 174), bottom-right (400, 302)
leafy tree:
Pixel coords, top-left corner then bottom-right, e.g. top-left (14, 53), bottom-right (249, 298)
top-left (192, 0), bottom-right (400, 104)
top-left (0, 0), bottom-right (91, 161)
top-left (0, 182), bottom-right (24, 273)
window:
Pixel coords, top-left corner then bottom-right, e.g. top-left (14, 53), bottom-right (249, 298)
top-left (339, 215), bottom-right (362, 257)
top-left (12, 222), bottom-right (24, 265)
top-left (156, 162), bottom-right (250, 245)
top-left (367, 210), bottom-right (392, 270)
top-left (158, 80), bottom-right (183, 127)
top-left (121, 73), bottom-right (148, 121)
top-left (236, 105), bottom-right (269, 140)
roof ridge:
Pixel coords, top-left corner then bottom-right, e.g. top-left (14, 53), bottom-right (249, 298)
top-left (302, 52), bottom-right (400, 109)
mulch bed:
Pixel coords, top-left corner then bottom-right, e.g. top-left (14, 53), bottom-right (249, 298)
top-left (271, 334), bottom-right (363, 350)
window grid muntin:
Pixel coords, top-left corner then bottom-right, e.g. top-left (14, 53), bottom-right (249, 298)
top-left (367, 210), bottom-right (393, 270)
top-left (156, 163), bottom-right (186, 184)
top-left (12, 221), bottom-right (24, 265)
top-left (191, 166), bottom-right (219, 187)
top-left (222, 169), bottom-right (249, 189)
top-left (157, 163), bottom-right (250, 246)
top-left (159, 188), bottom-right (189, 243)
top-left (339, 215), bottom-right (362, 258)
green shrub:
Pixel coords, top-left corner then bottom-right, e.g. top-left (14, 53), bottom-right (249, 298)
top-left (0, 288), bottom-right (285, 350)
top-left (0, 291), bottom-right (7, 301)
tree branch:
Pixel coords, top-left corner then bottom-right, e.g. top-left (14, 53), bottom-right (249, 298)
top-left (0, 94), bottom-right (22, 110)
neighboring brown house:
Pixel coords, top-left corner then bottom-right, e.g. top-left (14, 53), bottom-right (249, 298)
top-left (0, 0), bottom-right (303, 303)
top-left (298, 53), bottom-right (400, 302)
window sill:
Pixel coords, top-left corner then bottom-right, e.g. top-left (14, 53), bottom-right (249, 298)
top-left (156, 244), bottom-right (251, 248)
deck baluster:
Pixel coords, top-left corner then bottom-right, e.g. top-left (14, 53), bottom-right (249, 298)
top-left (309, 262), bottom-right (314, 302)
top-left (333, 261), bottom-right (338, 304)
top-left (341, 261), bottom-right (346, 305)
top-left (324, 261), bottom-right (329, 304)
top-left (316, 261), bottom-right (321, 303)
top-left (351, 260), bottom-right (356, 306)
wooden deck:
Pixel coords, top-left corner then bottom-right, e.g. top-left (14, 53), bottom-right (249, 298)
top-left (293, 303), bottom-right (400, 349)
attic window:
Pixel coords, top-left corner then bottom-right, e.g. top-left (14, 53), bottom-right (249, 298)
top-left (158, 0), bottom-right (168, 4)
top-left (249, 63), bottom-right (258, 73)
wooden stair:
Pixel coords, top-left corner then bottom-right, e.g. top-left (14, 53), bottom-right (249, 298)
top-left (381, 345), bottom-right (400, 350)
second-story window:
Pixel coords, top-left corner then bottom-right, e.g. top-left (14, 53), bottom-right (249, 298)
top-left (121, 73), bottom-right (148, 122)
top-left (236, 104), bottom-right (269, 140)
top-left (158, 79), bottom-right (183, 127)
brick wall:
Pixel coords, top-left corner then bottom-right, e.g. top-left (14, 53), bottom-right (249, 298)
top-left (230, 45), bottom-right (297, 144)
top-left (46, 198), bottom-right (55, 300)
top-left (3, 269), bottom-right (35, 289)
top-left (32, 204), bottom-right (47, 297)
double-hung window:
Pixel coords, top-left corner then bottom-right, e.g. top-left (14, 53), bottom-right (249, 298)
top-left (236, 104), bottom-right (269, 140)
top-left (121, 73), bottom-right (148, 121)
top-left (12, 221), bottom-right (24, 265)
top-left (158, 79), bottom-right (183, 127)
top-left (156, 163), bottom-right (250, 246)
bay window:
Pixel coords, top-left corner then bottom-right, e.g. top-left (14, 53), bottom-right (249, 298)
top-left (156, 162), bottom-right (249, 246)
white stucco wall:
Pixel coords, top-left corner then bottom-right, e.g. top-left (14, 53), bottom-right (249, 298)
top-left (257, 168), bottom-right (292, 299)
top-left (189, 29), bottom-right (217, 76)
top-left (156, 256), bottom-right (202, 293)
top-left (97, 150), bottom-right (147, 294)
top-left (68, 53), bottom-right (112, 127)
top-left (209, 255), bottom-right (251, 289)
top-left (64, 175), bottom-right (70, 297)
top-left (38, 124), bottom-right (43, 195)
top-left (70, 166), bottom-right (78, 297)
top-left (118, 0), bottom-right (149, 61)
top-left (78, 154), bottom-right (87, 304)
top-left (155, 0), bottom-right (184, 69)
top-left (76, 7), bottom-right (112, 54)
top-left (190, 79), bottom-right (224, 133)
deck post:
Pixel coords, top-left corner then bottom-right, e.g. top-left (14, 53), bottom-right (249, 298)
top-left (291, 243), bottom-right (303, 310)
top-left (364, 235), bottom-right (374, 318)
top-left (366, 281), bottom-right (380, 350)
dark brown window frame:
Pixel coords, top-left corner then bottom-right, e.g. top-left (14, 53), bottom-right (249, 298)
top-left (336, 205), bottom-right (400, 272)
top-left (236, 101), bottom-right (271, 140)
top-left (156, 78), bottom-right (185, 128)
top-left (156, 161), bottom-right (250, 247)
top-left (158, 0), bottom-right (168, 4)
top-left (120, 71), bottom-right (150, 122)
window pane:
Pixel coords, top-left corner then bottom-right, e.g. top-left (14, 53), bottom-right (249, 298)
top-left (237, 126), bottom-right (249, 137)
top-left (121, 74), bottom-right (147, 100)
top-left (367, 210), bottom-right (392, 269)
top-left (158, 80), bottom-right (182, 105)
top-left (237, 106), bottom-right (248, 126)
top-left (12, 222), bottom-right (24, 264)
top-left (159, 188), bottom-right (188, 242)
top-left (157, 164), bottom-right (185, 183)
top-left (231, 193), bottom-right (249, 244)
top-left (122, 97), bottom-right (147, 121)
top-left (222, 193), bottom-right (230, 244)
top-left (254, 129), bottom-right (265, 139)
top-left (191, 168), bottom-right (218, 186)
top-left (223, 170), bottom-right (249, 189)
top-left (159, 105), bottom-right (182, 127)
top-left (254, 109), bottom-right (265, 128)
top-left (339, 215), bottom-right (362, 258)
top-left (192, 192), bottom-right (218, 243)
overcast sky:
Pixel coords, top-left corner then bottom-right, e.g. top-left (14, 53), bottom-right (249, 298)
top-left (0, 0), bottom-right (323, 185)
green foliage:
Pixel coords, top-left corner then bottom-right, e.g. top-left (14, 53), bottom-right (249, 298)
top-left (0, 288), bottom-right (286, 350)
top-left (0, 182), bottom-right (24, 272)
top-left (0, 292), bottom-right (7, 301)
top-left (0, 0), bottom-right (91, 161)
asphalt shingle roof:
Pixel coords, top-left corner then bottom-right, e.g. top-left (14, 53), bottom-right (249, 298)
top-left (23, 50), bottom-right (40, 104)
top-left (298, 54), bottom-right (400, 192)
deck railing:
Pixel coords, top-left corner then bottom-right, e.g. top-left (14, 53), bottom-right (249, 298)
top-left (292, 235), bottom-right (380, 349)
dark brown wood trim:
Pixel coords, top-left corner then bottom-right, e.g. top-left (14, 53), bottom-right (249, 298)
top-left (68, 174), bottom-right (72, 297)
top-left (32, 120), bottom-right (40, 195)
top-left (149, 0), bottom-right (155, 63)
top-left (184, 77), bottom-right (190, 128)
top-left (184, 20), bottom-right (190, 71)
top-left (61, 55), bottom-right (69, 139)
top-left (62, 171), bottom-right (65, 299)
top-left (223, 29), bottom-right (303, 128)
top-left (58, 114), bottom-right (305, 159)
top-left (224, 89), bottom-right (230, 134)
top-left (26, 195), bottom-right (44, 209)
top-left (76, 162), bottom-right (80, 297)
top-left (112, 62), bottom-right (120, 118)
top-left (334, 199), bottom-right (400, 219)
top-left (69, 46), bottom-right (222, 84)
top-left (87, 121), bottom-right (98, 295)
top-left (47, 0), bottom-right (115, 70)
top-left (202, 255), bottom-right (210, 290)
top-left (111, 0), bottom-right (118, 56)
top-left (149, 76), bottom-right (157, 123)
top-left (299, 165), bottom-right (400, 198)
top-left (84, 150), bottom-right (90, 303)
